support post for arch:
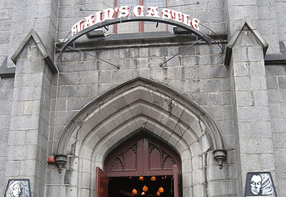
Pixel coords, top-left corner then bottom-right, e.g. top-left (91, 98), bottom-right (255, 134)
top-left (54, 154), bottom-right (67, 173)
top-left (213, 149), bottom-right (227, 169)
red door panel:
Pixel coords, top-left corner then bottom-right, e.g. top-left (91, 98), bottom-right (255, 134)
top-left (173, 164), bottom-right (179, 197)
top-left (95, 167), bottom-right (108, 197)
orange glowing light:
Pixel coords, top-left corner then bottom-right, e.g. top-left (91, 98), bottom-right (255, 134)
top-left (132, 188), bottom-right (138, 195)
top-left (143, 185), bottom-right (148, 192)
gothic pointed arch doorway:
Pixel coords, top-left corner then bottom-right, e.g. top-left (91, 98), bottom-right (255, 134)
top-left (56, 77), bottom-right (227, 197)
top-left (97, 131), bottom-right (182, 197)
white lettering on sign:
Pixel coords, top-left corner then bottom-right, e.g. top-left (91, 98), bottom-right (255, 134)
top-left (161, 8), bottom-right (171, 19)
top-left (133, 5), bottom-right (144, 17)
top-left (146, 6), bottom-right (160, 17)
top-left (118, 6), bottom-right (130, 18)
top-left (71, 5), bottom-right (200, 35)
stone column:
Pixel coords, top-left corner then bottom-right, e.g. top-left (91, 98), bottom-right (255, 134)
top-left (6, 37), bottom-right (53, 197)
top-left (229, 24), bottom-right (275, 196)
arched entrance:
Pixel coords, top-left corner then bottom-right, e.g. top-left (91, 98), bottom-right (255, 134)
top-left (99, 131), bottom-right (181, 197)
top-left (56, 78), bottom-right (226, 197)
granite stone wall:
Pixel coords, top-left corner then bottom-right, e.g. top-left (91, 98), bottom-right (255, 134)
top-left (266, 65), bottom-right (286, 196)
top-left (0, 0), bottom-right (285, 196)
top-left (0, 77), bottom-right (14, 196)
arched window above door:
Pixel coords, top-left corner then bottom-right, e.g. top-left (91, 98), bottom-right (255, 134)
top-left (104, 131), bottom-right (181, 177)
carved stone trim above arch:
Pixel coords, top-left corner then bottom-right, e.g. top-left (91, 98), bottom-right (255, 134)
top-left (57, 77), bottom-right (225, 156)
top-left (55, 77), bottom-right (227, 197)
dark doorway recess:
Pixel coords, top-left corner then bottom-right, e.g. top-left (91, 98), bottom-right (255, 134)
top-left (108, 175), bottom-right (174, 197)
top-left (96, 131), bottom-right (182, 197)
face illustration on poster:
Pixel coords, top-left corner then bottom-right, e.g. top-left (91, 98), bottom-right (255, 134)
top-left (245, 172), bottom-right (276, 197)
top-left (250, 175), bottom-right (262, 195)
top-left (5, 180), bottom-right (31, 197)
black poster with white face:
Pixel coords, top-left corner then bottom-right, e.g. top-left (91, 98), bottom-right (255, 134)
top-left (244, 172), bottom-right (276, 197)
top-left (4, 179), bottom-right (31, 197)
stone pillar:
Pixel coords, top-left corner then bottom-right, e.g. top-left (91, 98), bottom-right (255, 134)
top-left (6, 37), bottom-right (53, 197)
top-left (229, 24), bottom-right (275, 195)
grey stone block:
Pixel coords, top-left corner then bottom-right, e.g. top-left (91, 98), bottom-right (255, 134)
top-left (59, 72), bottom-right (81, 85)
top-left (271, 119), bottom-right (286, 133)
top-left (0, 20), bottom-right (11, 31)
top-left (182, 56), bottom-right (199, 66)
top-left (236, 91), bottom-right (253, 106)
top-left (232, 47), bottom-right (248, 62)
top-left (5, 161), bottom-right (20, 177)
top-left (258, 154), bottom-right (275, 170)
top-left (70, 85), bottom-right (91, 98)
top-left (234, 76), bottom-right (252, 91)
top-left (0, 9), bottom-right (9, 20)
top-left (241, 154), bottom-right (260, 171)
top-left (273, 133), bottom-right (286, 150)
top-left (0, 115), bottom-right (10, 129)
top-left (61, 52), bottom-right (82, 62)
top-left (0, 88), bottom-right (12, 101)
top-left (266, 76), bottom-right (278, 90)
top-left (98, 70), bottom-right (111, 84)
top-left (0, 31), bottom-right (9, 44)
top-left (180, 66), bottom-right (196, 80)
top-left (241, 139), bottom-right (274, 155)
top-left (198, 55), bottom-right (211, 65)
top-left (8, 131), bottom-right (26, 146)
top-left (233, 62), bottom-right (249, 77)
top-left (199, 79), bottom-right (220, 92)
top-left (251, 76), bottom-right (267, 90)
top-left (253, 90), bottom-right (269, 106)
top-left (10, 115), bottom-right (40, 131)
top-left (250, 121), bottom-right (272, 138)
top-left (200, 65), bottom-right (228, 79)
top-left (20, 159), bottom-right (36, 176)
top-left (149, 47), bottom-right (167, 57)
top-left (278, 77), bottom-right (286, 89)
top-left (54, 110), bottom-right (77, 127)
top-left (208, 92), bottom-right (230, 105)
top-left (247, 47), bottom-right (264, 62)
top-left (139, 48), bottom-right (148, 58)
top-left (148, 57), bottom-right (165, 68)
top-left (187, 92), bottom-right (208, 106)
top-left (237, 106), bottom-right (270, 121)
top-left (229, 0), bottom-right (257, 6)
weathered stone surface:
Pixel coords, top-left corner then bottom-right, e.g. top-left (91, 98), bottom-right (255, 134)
top-left (1, 0), bottom-right (286, 196)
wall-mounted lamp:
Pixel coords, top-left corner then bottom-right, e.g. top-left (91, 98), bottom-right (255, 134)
top-left (86, 29), bottom-right (105, 39)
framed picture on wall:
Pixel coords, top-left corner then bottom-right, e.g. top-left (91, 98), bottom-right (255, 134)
top-left (4, 179), bottom-right (31, 197)
top-left (244, 172), bottom-right (276, 197)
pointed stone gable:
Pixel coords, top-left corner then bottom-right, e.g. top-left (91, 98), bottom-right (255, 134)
top-left (225, 19), bottom-right (269, 66)
top-left (10, 29), bottom-right (58, 74)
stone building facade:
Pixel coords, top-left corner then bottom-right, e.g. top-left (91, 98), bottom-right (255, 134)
top-left (0, 0), bottom-right (286, 197)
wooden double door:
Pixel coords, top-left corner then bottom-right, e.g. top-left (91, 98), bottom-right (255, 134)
top-left (96, 134), bottom-right (181, 197)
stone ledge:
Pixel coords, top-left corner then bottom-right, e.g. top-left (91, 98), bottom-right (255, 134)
top-left (55, 32), bottom-right (227, 52)
top-left (0, 57), bottom-right (15, 78)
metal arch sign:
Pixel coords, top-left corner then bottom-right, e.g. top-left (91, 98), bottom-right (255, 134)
top-left (61, 5), bottom-right (212, 52)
